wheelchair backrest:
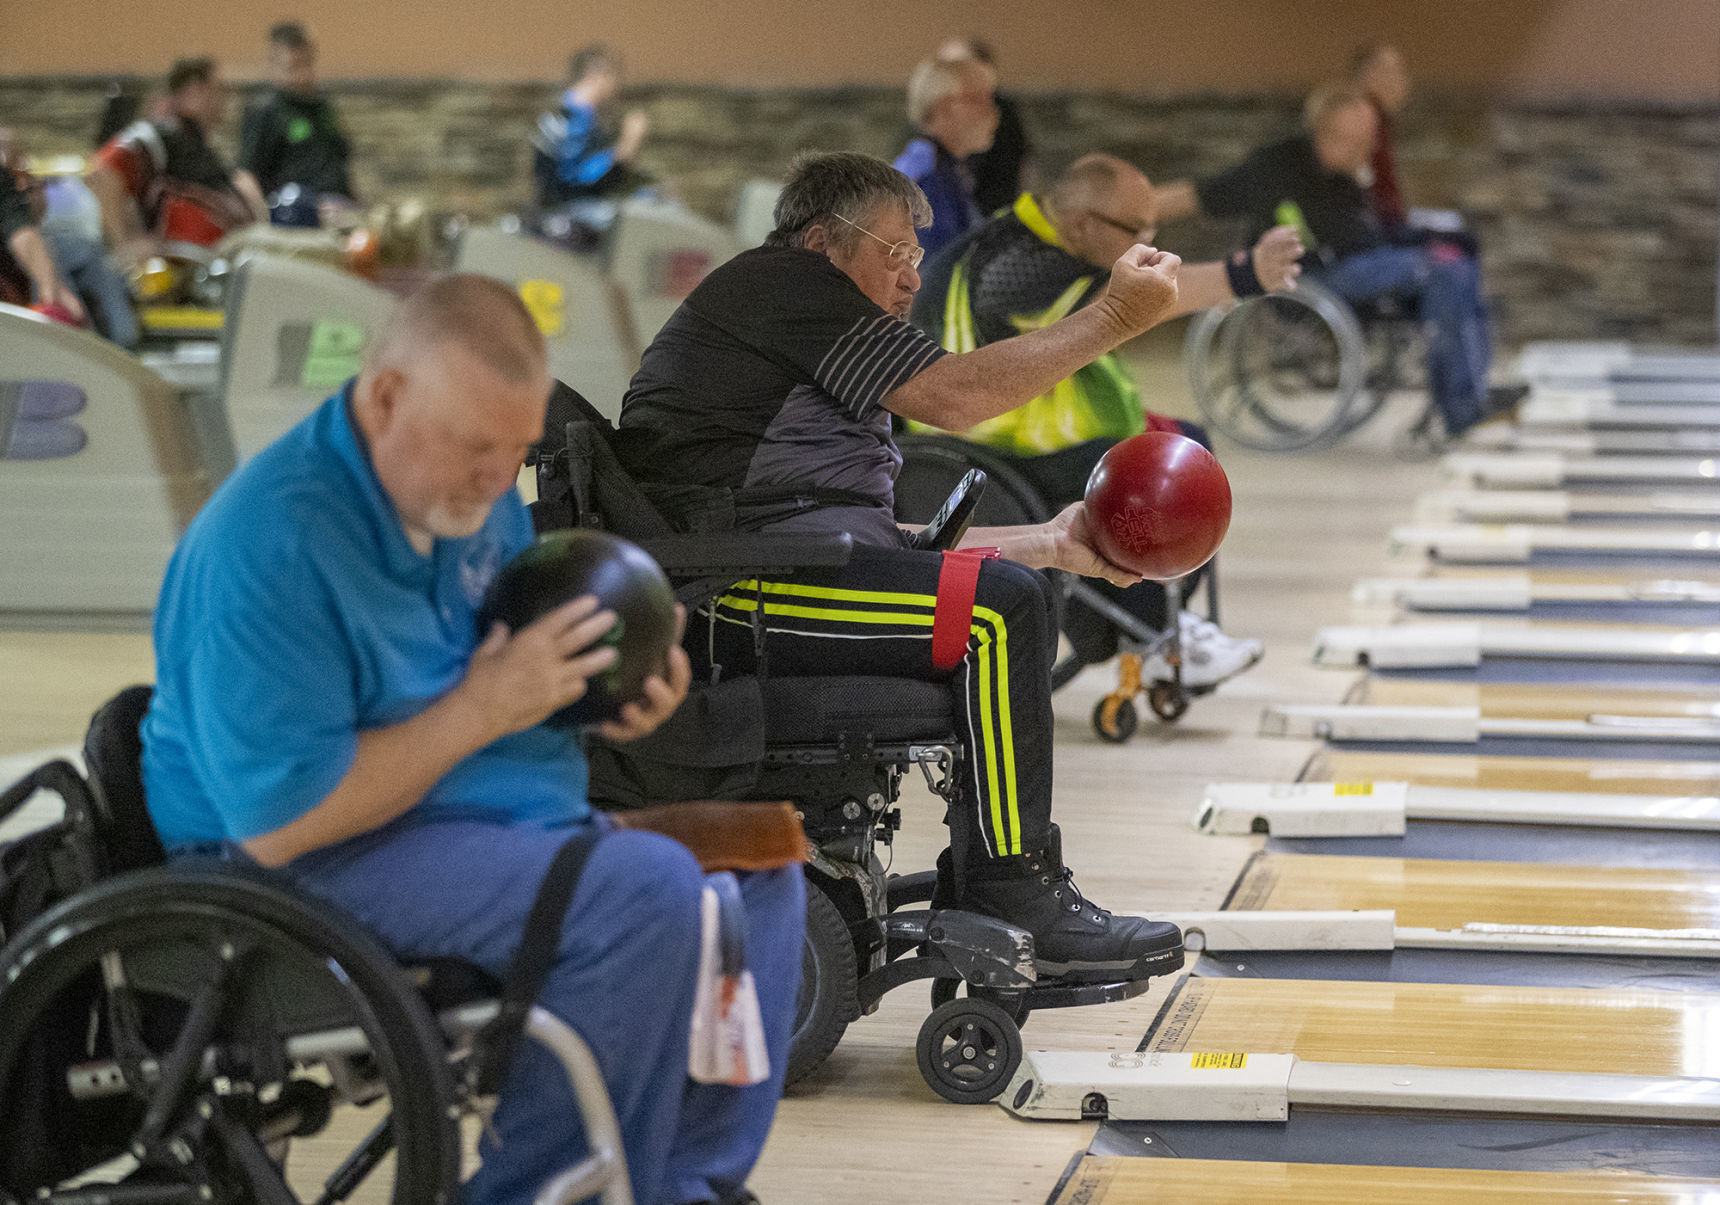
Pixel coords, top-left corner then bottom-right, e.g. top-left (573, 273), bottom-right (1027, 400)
top-left (82, 685), bottom-right (165, 872)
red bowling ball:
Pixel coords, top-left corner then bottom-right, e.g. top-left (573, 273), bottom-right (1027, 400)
top-left (1083, 432), bottom-right (1232, 580)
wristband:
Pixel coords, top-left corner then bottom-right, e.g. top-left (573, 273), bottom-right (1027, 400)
top-left (1225, 249), bottom-right (1265, 298)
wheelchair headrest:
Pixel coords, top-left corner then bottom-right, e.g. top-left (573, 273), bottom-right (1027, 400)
top-left (83, 685), bottom-right (165, 872)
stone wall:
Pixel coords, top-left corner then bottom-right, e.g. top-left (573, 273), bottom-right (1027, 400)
top-left (2, 76), bottom-right (1714, 345)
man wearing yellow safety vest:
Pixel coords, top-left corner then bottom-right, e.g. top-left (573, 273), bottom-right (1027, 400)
top-left (910, 152), bottom-right (1300, 686)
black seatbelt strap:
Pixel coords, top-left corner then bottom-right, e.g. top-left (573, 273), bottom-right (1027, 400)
top-left (470, 828), bottom-right (601, 1096)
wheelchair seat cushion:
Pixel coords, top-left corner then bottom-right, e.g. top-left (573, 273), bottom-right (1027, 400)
top-left (761, 676), bottom-right (956, 745)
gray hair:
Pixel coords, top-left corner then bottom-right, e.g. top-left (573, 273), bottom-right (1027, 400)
top-left (906, 57), bottom-right (992, 128)
top-left (766, 151), bottom-right (932, 252)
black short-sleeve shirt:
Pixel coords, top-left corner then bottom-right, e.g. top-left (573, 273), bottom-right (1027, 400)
top-left (0, 168), bottom-right (35, 242)
top-left (619, 245), bottom-right (946, 544)
top-left (1197, 134), bottom-right (1383, 262)
top-left (238, 91), bottom-right (354, 200)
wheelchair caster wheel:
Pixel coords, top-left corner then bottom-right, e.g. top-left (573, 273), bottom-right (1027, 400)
top-left (1092, 696), bottom-right (1139, 743)
top-left (916, 997), bottom-right (1023, 1104)
top-left (1146, 681), bottom-right (1190, 722)
top-left (930, 978), bottom-right (1032, 1027)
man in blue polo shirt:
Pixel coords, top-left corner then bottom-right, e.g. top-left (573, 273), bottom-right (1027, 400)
top-left (141, 274), bottom-right (801, 1205)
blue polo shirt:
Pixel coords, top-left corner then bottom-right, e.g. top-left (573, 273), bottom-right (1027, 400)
top-left (142, 386), bottom-right (590, 851)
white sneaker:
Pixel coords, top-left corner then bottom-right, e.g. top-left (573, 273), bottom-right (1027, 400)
top-left (1139, 611), bottom-right (1263, 689)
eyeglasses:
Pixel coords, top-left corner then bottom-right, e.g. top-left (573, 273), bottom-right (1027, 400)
top-left (833, 213), bottom-right (925, 270)
top-left (1089, 210), bottom-right (1155, 241)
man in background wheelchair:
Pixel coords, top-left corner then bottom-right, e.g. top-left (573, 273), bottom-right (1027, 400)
top-left (1157, 81), bottom-right (1521, 438)
top-left (618, 150), bottom-right (1187, 977)
top-left (908, 153), bottom-right (1303, 700)
top-left (133, 274), bottom-right (802, 1205)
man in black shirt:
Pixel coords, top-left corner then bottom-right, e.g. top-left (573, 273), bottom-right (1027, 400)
top-left (90, 58), bottom-right (265, 260)
top-left (1157, 82), bottom-right (1505, 435)
top-left (239, 22), bottom-right (356, 227)
top-left (623, 151), bottom-right (1188, 984)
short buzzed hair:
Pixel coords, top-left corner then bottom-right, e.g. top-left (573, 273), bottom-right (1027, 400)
top-left (1303, 80), bottom-right (1372, 133)
top-left (1050, 153), bottom-right (1137, 213)
top-left (767, 151), bottom-right (932, 252)
top-left (369, 274), bottom-right (546, 384)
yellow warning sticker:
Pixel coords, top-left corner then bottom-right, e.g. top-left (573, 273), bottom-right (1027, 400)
top-left (1332, 782), bottom-right (1374, 796)
top-left (1190, 1052), bottom-right (1248, 1070)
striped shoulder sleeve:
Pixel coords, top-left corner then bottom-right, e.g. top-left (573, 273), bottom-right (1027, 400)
top-left (813, 313), bottom-right (946, 419)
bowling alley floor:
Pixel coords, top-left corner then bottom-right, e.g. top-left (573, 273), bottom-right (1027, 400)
top-left (0, 327), bottom-right (1477, 1203)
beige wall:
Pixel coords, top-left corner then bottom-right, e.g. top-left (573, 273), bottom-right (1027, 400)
top-left (2, 0), bottom-right (1717, 101)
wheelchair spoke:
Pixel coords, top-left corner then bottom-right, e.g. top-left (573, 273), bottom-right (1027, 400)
top-left (312, 1114), bottom-right (395, 1205)
top-left (205, 1107), bottom-right (301, 1205)
top-left (136, 943), bottom-right (254, 1147)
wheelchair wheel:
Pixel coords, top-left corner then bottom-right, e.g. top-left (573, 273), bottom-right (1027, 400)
top-left (1146, 681), bottom-right (1191, 723)
top-left (785, 882), bottom-right (858, 1088)
top-left (1092, 696), bottom-right (1139, 744)
top-left (0, 867), bottom-right (460, 1205)
top-left (915, 997), bottom-right (1023, 1105)
top-left (1186, 280), bottom-right (1371, 452)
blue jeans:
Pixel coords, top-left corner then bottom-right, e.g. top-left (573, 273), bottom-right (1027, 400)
top-left (264, 816), bottom-right (805, 1205)
top-left (1322, 245), bottom-right (1493, 434)
top-left (42, 229), bottom-right (139, 349)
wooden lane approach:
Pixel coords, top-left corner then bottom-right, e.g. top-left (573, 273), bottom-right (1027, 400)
top-left (1050, 1158), bottom-right (1720, 1204)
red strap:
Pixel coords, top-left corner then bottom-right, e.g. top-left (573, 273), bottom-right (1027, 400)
top-left (931, 548), bottom-right (999, 670)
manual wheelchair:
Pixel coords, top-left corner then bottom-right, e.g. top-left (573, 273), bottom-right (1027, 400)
top-left (1185, 276), bottom-right (1439, 459)
top-left (532, 387), bottom-right (1184, 1103)
top-left (0, 688), bottom-right (632, 1205)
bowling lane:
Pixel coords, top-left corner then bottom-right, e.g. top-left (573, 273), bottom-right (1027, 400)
top-left (1051, 1157), bottom-right (1720, 1205)
top-left (1227, 852), bottom-right (1720, 933)
top-left (1305, 750), bottom-right (1720, 795)
top-left (1351, 678), bottom-right (1720, 720)
top-left (1143, 976), bottom-right (1720, 1077)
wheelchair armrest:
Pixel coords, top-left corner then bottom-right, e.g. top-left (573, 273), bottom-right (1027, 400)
top-left (639, 532), bottom-right (853, 579)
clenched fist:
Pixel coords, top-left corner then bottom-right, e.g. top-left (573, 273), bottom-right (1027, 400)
top-left (1251, 224), bottom-right (1304, 292)
top-left (1098, 245), bottom-right (1182, 337)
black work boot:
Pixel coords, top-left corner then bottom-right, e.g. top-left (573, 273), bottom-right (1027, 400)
top-left (953, 826), bottom-right (1183, 983)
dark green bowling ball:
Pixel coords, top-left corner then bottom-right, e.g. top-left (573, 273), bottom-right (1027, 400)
top-left (477, 530), bottom-right (677, 727)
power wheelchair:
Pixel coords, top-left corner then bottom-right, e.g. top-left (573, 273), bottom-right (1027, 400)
top-left (1185, 275), bottom-right (1439, 459)
top-left (891, 433), bottom-right (1222, 742)
top-left (0, 687), bottom-right (632, 1205)
top-left (531, 387), bottom-right (1183, 1103)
